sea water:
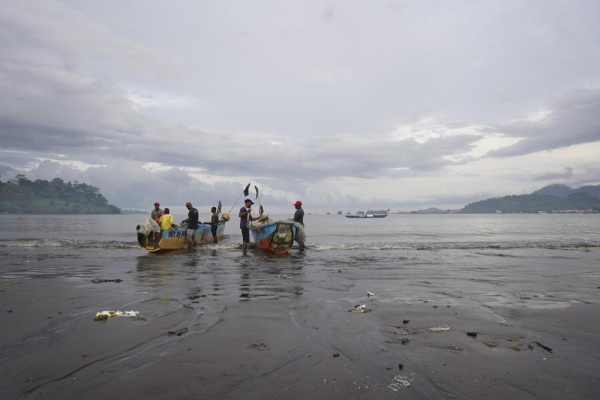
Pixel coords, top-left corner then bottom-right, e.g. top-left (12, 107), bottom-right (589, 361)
top-left (1, 213), bottom-right (599, 308)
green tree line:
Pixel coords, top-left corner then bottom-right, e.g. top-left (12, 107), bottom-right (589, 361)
top-left (0, 175), bottom-right (121, 214)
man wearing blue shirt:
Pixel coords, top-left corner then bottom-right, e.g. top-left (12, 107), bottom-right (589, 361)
top-left (239, 199), bottom-right (261, 256)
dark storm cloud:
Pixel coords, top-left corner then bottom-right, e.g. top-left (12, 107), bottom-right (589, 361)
top-left (486, 88), bottom-right (600, 157)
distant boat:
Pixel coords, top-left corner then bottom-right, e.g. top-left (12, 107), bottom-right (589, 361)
top-left (366, 209), bottom-right (389, 215)
top-left (346, 213), bottom-right (387, 219)
top-left (337, 211), bottom-right (342, 215)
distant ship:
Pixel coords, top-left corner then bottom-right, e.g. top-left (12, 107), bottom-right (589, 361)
top-left (346, 209), bottom-right (389, 219)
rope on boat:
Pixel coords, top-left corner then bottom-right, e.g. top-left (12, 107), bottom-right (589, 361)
top-left (223, 183), bottom-right (251, 221)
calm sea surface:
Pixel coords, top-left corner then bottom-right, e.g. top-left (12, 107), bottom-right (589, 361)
top-left (1, 213), bottom-right (599, 309)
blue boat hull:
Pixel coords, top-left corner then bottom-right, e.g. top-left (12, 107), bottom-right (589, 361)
top-left (250, 221), bottom-right (298, 255)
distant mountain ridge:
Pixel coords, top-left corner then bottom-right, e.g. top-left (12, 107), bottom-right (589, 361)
top-left (532, 184), bottom-right (600, 198)
top-left (395, 207), bottom-right (459, 214)
top-left (460, 183), bottom-right (600, 214)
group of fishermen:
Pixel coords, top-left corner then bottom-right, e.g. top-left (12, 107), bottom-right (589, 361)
top-left (150, 199), bottom-right (305, 254)
top-left (151, 201), bottom-right (219, 250)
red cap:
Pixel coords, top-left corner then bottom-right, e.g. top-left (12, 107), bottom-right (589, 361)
top-left (154, 202), bottom-right (160, 206)
top-left (293, 201), bottom-right (302, 207)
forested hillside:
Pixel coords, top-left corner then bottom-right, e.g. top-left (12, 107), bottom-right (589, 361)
top-left (460, 193), bottom-right (600, 214)
top-left (0, 175), bottom-right (120, 214)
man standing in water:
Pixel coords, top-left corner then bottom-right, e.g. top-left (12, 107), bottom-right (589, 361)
top-left (182, 202), bottom-right (199, 250)
top-left (210, 206), bottom-right (219, 244)
top-left (239, 199), bottom-right (261, 256)
top-left (293, 201), bottom-right (306, 251)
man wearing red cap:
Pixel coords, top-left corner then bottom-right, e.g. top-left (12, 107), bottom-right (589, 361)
top-left (151, 202), bottom-right (163, 221)
top-left (293, 201), bottom-right (306, 250)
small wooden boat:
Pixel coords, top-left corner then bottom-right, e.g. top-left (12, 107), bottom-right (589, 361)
top-left (137, 222), bottom-right (226, 252)
top-left (249, 220), bottom-right (298, 255)
top-left (346, 214), bottom-right (387, 219)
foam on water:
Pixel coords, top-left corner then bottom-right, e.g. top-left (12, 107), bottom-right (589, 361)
top-left (1, 238), bottom-right (599, 250)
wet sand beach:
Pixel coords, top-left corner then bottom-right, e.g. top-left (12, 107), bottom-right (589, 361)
top-left (1, 249), bottom-right (600, 398)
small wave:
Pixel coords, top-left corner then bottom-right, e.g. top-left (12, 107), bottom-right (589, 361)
top-left (312, 241), bottom-right (600, 251)
top-left (0, 239), bottom-right (140, 249)
top-left (1, 239), bottom-right (599, 251)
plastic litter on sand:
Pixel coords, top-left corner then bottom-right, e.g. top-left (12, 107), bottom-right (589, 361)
top-left (349, 304), bottom-right (371, 314)
top-left (429, 326), bottom-right (451, 332)
top-left (388, 374), bottom-right (413, 392)
top-left (94, 310), bottom-right (140, 320)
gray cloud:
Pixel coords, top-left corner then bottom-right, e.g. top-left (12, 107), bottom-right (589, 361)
top-left (486, 88), bottom-right (600, 157)
top-left (532, 167), bottom-right (573, 181)
top-left (1, 0), bottom-right (600, 210)
top-left (0, 6), bottom-right (482, 183)
top-left (10, 160), bottom-right (289, 211)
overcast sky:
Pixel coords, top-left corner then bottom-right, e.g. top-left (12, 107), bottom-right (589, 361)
top-left (1, 0), bottom-right (600, 213)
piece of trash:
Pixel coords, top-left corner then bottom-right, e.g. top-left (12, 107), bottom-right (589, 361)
top-left (534, 341), bottom-right (553, 353)
top-left (512, 344), bottom-right (522, 351)
top-left (168, 328), bottom-right (188, 336)
top-left (402, 319), bottom-right (410, 324)
top-left (367, 291), bottom-right (374, 298)
top-left (506, 335), bottom-right (522, 342)
top-left (248, 342), bottom-right (269, 350)
top-left (450, 345), bottom-right (464, 352)
top-left (429, 326), bottom-right (451, 332)
top-left (91, 278), bottom-right (123, 284)
top-left (275, 274), bottom-right (292, 279)
top-left (333, 353), bottom-right (340, 358)
top-left (388, 374), bottom-right (411, 391)
top-left (349, 304), bottom-right (371, 314)
top-left (394, 329), bottom-right (410, 336)
top-left (296, 290), bottom-right (303, 295)
top-left (81, 354), bottom-right (88, 359)
top-left (485, 342), bottom-right (500, 348)
top-left (400, 338), bottom-right (409, 345)
top-left (466, 332), bottom-right (478, 337)
top-left (94, 310), bottom-right (140, 321)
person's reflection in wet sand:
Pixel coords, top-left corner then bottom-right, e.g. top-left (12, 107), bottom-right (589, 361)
top-left (238, 252), bottom-right (305, 301)
top-left (240, 270), bottom-right (251, 301)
